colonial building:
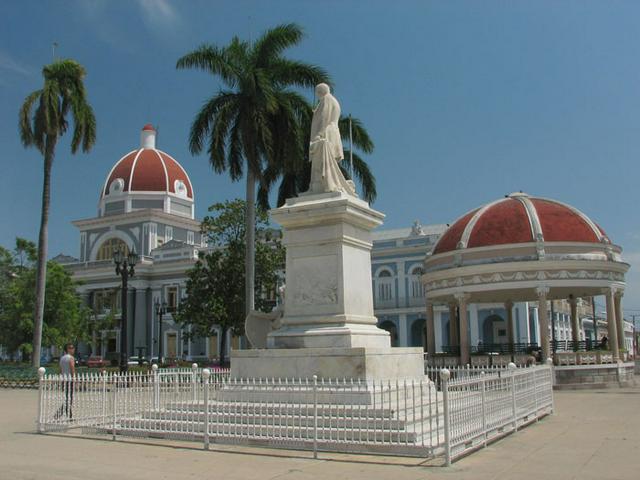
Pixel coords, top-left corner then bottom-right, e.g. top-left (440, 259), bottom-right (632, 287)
top-left (61, 125), bottom-right (236, 363)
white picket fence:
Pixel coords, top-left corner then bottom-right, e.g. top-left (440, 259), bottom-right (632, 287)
top-left (35, 363), bottom-right (553, 464)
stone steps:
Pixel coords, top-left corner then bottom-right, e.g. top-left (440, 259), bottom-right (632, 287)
top-left (116, 417), bottom-right (420, 443)
top-left (164, 400), bottom-right (444, 422)
top-left (138, 409), bottom-right (429, 430)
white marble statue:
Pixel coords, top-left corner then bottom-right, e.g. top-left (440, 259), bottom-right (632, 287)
top-left (307, 83), bottom-right (356, 196)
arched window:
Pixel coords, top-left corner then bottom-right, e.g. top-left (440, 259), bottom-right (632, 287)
top-left (96, 238), bottom-right (129, 261)
top-left (377, 269), bottom-right (394, 301)
top-left (379, 320), bottom-right (398, 347)
top-left (409, 266), bottom-right (425, 298)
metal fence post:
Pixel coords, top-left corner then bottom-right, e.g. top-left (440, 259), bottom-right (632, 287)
top-left (112, 374), bottom-right (118, 441)
top-left (508, 362), bottom-right (517, 432)
top-left (546, 358), bottom-right (555, 414)
top-left (202, 368), bottom-right (210, 450)
top-left (480, 371), bottom-right (487, 447)
top-left (37, 367), bottom-right (46, 433)
top-left (192, 363), bottom-right (198, 403)
top-left (152, 364), bottom-right (159, 410)
top-left (441, 368), bottom-right (451, 466)
top-left (533, 365), bottom-right (539, 421)
top-left (313, 375), bottom-right (318, 459)
top-left (101, 370), bottom-right (107, 426)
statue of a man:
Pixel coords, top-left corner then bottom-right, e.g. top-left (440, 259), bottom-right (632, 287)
top-left (306, 83), bottom-right (355, 195)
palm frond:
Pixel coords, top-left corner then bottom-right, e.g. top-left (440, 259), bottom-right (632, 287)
top-left (70, 96), bottom-right (96, 154)
top-left (339, 116), bottom-right (374, 154)
top-left (253, 23), bottom-right (304, 66)
top-left (176, 45), bottom-right (240, 88)
top-left (256, 163), bottom-right (281, 210)
top-left (207, 100), bottom-right (238, 175)
top-left (18, 90), bottom-right (42, 148)
top-left (341, 151), bottom-right (377, 203)
top-left (189, 91), bottom-right (238, 154)
top-left (270, 59), bottom-right (331, 89)
top-left (227, 113), bottom-right (244, 181)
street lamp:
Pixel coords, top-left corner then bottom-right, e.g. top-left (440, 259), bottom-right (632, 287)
top-left (154, 298), bottom-right (167, 365)
top-left (113, 248), bottom-right (138, 373)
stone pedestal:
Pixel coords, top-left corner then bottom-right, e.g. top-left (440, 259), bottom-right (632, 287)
top-left (267, 191), bottom-right (389, 349)
top-left (231, 347), bottom-right (425, 381)
top-left (232, 191), bottom-right (425, 381)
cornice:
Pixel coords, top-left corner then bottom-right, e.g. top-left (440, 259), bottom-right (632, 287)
top-left (73, 209), bottom-right (201, 230)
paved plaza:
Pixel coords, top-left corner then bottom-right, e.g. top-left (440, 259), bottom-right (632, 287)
top-left (1, 384), bottom-right (638, 480)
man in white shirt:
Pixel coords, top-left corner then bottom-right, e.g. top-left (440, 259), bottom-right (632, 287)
top-left (55, 343), bottom-right (75, 419)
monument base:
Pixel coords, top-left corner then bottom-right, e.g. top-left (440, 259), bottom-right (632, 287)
top-left (230, 347), bottom-right (425, 381)
top-left (267, 322), bottom-right (390, 349)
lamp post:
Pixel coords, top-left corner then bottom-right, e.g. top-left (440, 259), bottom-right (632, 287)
top-left (113, 249), bottom-right (139, 373)
top-left (155, 298), bottom-right (167, 365)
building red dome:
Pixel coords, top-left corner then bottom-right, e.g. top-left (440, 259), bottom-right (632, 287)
top-left (433, 192), bottom-right (609, 255)
top-left (102, 125), bottom-right (193, 199)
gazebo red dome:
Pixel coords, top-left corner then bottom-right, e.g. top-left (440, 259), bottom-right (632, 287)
top-left (102, 125), bottom-right (193, 199)
top-left (433, 192), bottom-right (609, 255)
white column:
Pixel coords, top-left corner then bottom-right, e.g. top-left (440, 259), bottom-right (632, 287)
top-left (448, 302), bottom-right (458, 347)
top-left (398, 314), bottom-right (408, 347)
top-left (505, 300), bottom-right (514, 346)
top-left (469, 304), bottom-right (479, 347)
top-left (536, 286), bottom-right (550, 361)
top-left (615, 291), bottom-right (624, 351)
top-left (455, 293), bottom-right (470, 365)
top-left (605, 288), bottom-right (620, 361)
top-left (396, 261), bottom-right (406, 308)
top-left (569, 296), bottom-right (579, 345)
top-left (426, 301), bottom-right (436, 354)
top-left (524, 302), bottom-right (531, 344)
top-left (434, 308), bottom-right (443, 352)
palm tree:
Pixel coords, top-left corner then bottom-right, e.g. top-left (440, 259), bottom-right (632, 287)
top-left (257, 113), bottom-right (377, 209)
top-left (177, 23), bottom-right (330, 317)
top-left (18, 59), bottom-right (96, 367)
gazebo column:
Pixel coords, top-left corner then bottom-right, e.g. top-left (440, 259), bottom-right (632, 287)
top-left (536, 286), bottom-right (550, 361)
top-left (605, 288), bottom-right (620, 361)
top-left (505, 300), bottom-right (515, 348)
top-left (614, 290), bottom-right (624, 351)
top-left (448, 302), bottom-right (458, 348)
top-left (425, 301), bottom-right (436, 355)
top-left (569, 296), bottom-right (580, 345)
top-left (455, 293), bottom-right (470, 365)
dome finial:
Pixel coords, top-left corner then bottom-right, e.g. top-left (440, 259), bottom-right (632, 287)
top-left (141, 124), bottom-right (156, 149)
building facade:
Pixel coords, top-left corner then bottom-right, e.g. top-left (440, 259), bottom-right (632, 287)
top-left (60, 125), bottom-right (243, 364)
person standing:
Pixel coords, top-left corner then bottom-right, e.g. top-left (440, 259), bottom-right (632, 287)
top-left (55, 343), bottom-right (76, 419)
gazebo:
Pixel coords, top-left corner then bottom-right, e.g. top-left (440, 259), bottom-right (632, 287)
top-left (422, 192), bottom-right (629, 365)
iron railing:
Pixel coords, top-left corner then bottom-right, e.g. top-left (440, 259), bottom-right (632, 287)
top-left (35, 363), bottom-right (553, 464)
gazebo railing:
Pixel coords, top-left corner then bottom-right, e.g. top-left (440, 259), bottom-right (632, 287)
top-left (551, 339), bottom-right (607, 352)
top-left (440, 345), bottom-right (461, 355)
top-left (471, 343), bottom-right (539, 355)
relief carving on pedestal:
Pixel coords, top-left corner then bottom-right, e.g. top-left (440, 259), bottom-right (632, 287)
top-left (289, 255), bottom-right (339, 306)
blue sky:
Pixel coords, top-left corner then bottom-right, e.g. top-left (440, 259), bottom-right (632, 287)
top-left (1, 0), bottom-right (640, 316)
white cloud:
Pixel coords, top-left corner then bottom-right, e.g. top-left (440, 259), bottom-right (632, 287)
top-left (135, 0), bottom-right (182, 30)
top-left (75, 0), bottom-right (138, 53)
top-left (75, 0), bottom-right (182, 49)
top-left (0, 50), bottom-right (31, 76)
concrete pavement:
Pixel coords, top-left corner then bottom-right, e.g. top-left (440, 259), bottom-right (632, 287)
top-left (1, 385), bottom-right (639, 480)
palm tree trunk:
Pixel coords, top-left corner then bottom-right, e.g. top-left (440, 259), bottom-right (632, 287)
top-left (32, 136), bottom-right (56, 368)
top-left (245, 168), bottom-right (256, 317)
